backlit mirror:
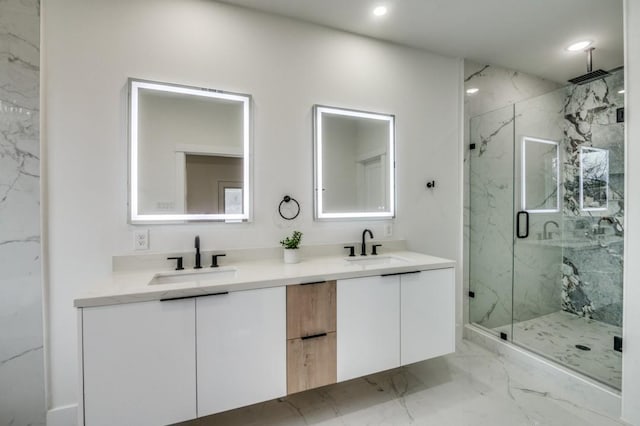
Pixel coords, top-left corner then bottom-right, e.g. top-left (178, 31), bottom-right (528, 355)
top-left (129, 79), bottom-right (251, 223)
top-left (580, 146), bottom-right (609, 211)
top-left (313, 105), bottom-right (395, 219)
top-left (521, 136), bottom-right (559, 212)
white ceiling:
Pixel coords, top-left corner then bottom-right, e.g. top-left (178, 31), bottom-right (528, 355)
top-left (217, 0), bottom-right (623, 83)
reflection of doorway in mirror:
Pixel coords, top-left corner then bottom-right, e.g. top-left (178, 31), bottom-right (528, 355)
top-left (184, 154), bottom-right (243, 214)
top-left (357, 154), bottom-right (386, 212)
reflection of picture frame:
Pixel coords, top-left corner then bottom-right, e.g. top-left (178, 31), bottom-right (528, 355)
top-left (580, 147), bottom-right (609, 211)
top-left (218, 181), bottom-right (243, 214)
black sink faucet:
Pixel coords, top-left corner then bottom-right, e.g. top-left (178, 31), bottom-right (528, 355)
top-left (361, 229), bottom-right (374, 256)
top-left (194, 235), bottom-right (202, 269)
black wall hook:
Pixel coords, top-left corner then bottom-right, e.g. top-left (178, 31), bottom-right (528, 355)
top-left (278, 195), bottom-right (300, 220)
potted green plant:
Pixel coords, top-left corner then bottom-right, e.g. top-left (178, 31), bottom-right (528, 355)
top-left (280, 230), bottom-right (303, 264)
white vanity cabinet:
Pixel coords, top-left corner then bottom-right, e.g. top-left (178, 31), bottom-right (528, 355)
top-left (336, 275), bottom-right (401, 381)
top-left (337, 268), bottom-right (455, 382)
top-left (79, 261), bottom-right (455, 425)
top-left (81, 299), bottom-right (197, 426)
top-left (196, 287), bottom-right (286, 416)
top-left (80, 287), bottom-right (286, 425)
top-left (400, 268), bottom-right (455, 365)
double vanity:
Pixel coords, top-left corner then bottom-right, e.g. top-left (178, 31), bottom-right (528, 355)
top-left (71, 78), bottom-right (456, 426)
top-left (75, 247), bottom-right (455, 426)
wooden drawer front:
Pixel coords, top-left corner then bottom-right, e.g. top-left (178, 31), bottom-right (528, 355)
top-left (287, 332), bottom-right (337, 394)
top-left (287, 281), bottom-right (336, 339)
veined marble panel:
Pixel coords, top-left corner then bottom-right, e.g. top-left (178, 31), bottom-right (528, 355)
top-left (561, 69), bottom-right (625, 327)
top-left (468, 106), bottom-right (514, 329)
top-left (0, 0), bottom-right (44, 425)
top-left (464, 61), bottom-right (562, 120)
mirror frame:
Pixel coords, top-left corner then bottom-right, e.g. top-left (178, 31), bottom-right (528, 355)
top-left (128, 78), bottom-right (252, 223)
top-left (313, 105), bottom-right (396, 220)
top-left (521, 136), bottom-right (560, 213)
top-left (579, 146), bottom-right (609, 212)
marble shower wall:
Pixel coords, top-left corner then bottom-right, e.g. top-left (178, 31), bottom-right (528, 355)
top-left (561, 69), bottom-right (625, 327)
top-left (0, 1), bottom-right (45, 425)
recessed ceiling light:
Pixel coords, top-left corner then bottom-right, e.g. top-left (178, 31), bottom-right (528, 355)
top-left (466, 88), bottom-right (479, 94)
top-left (618, 89), bottom-right (625, 94)
top-left (373, 6), bottom-right (387, 16)
top-left (566, 40), bottom-right (592, 51)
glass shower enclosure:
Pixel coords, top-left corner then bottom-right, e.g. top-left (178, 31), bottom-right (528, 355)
top-left (469, 69), bottom-right (624, 389)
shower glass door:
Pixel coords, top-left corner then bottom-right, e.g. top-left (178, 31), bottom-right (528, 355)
top-left (468, 105), bottom-right (515, 336)
top-left (469, 69), bottom-right (624, 389)
top-left (510, 90), bottom-right (566, 368)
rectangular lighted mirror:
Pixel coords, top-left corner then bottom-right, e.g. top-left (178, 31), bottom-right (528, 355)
top-left (313, 105), bottom-right (395, 220)
top-left (580, 146), bottom-right (609, 211)
top-left (129, 79), bottom-right (251, 223)
top-left (521, 136), bottom-right (559, 213)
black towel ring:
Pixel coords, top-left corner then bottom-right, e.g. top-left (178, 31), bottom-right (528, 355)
top-left (279, 195), bottom-right (300, 220)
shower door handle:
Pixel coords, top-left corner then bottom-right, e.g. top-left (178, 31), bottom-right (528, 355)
top-left (516, 211), bottom-right (529, 238)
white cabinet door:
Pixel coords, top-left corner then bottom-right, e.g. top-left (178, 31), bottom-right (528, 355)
top-left (401, 268), bottom-right (455, 365)
top-left (196, 287), bottom-right (286, 417)
top-left (337, 275), bottom-right (400, 382)
top-left (82, 299), bottom-right (196, 426)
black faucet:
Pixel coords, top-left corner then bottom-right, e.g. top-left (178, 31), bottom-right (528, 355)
top-left (361, 229), bottom-right (373, 256)
top-left (543, 220), bottom-right (559, 240)
top-left (194, 236), bottom-right (202, 269)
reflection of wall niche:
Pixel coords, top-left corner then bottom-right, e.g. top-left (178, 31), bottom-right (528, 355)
top-left (185, 155), bottom-right (243, 214)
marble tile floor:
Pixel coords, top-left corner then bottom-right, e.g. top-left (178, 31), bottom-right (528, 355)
top-left (494, 310), bottom-right (622, 389)
top-left (176, 339), bottom-right (625, 426)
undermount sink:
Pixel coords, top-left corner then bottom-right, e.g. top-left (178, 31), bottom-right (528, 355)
top-left (344, 255), bottom-right (410, 267)
top-left (149, 267), bottom-right (237, 285)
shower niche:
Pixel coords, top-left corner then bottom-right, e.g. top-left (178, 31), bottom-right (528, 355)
top-left (468, 69), bottom-right (625, 389)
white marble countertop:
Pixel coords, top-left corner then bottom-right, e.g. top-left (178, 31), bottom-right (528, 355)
top-left (74, 250), bottom-right (455, 308)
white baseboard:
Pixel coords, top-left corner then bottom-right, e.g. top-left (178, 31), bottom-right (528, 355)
top-left (47, 404), bottom-right (78, 426)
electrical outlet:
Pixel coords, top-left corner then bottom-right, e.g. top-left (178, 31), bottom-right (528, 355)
top-left (133, 229), bottom-right (149, 250)
top-left (384, 223), bottom-right (393, 237)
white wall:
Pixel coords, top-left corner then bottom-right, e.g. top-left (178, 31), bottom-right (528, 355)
top-left (622, 0), bottom-right (640, 423)
top-left (42, 0), bottom-right (462, 414)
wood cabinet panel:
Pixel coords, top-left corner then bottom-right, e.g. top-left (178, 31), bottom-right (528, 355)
top-left (287, 332), bottom-right (337, 394)
top-left (287, 281), bottom-right (336, 339)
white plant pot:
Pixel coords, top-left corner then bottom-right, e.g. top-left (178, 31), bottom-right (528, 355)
top-left (283, 248), bottom-right (300, 264)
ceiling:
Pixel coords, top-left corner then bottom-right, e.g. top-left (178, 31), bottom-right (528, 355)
top-left (217, 0), bottom-right (623, 83)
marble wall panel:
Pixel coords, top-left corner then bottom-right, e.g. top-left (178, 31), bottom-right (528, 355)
top-left (0, 0), bottom-right (45, 424)
top-left (561, 69), bottom-right (625, 327)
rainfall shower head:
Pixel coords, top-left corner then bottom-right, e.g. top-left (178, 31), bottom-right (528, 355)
top-left (568, 47), bottom-right (610, 85)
